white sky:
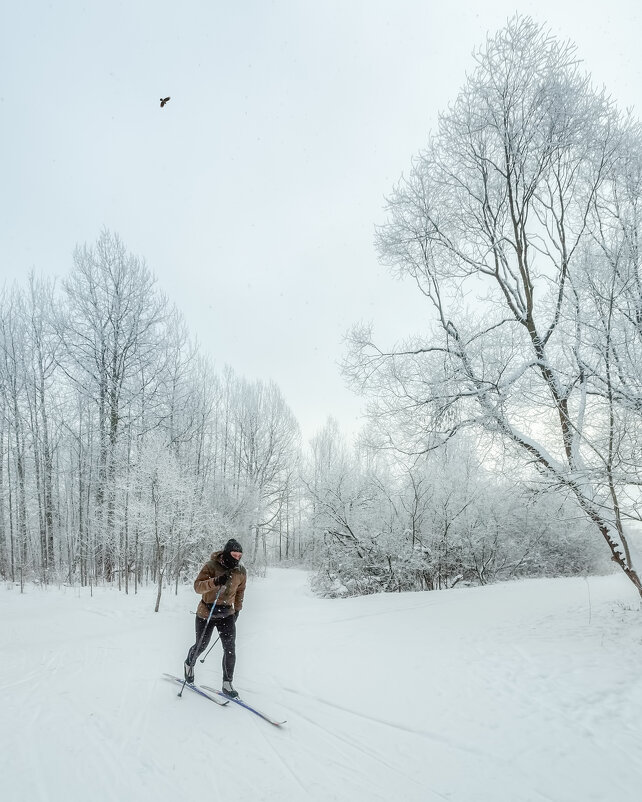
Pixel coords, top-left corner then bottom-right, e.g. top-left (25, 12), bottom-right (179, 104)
top-left (2, 1), bottom-right (641, 440)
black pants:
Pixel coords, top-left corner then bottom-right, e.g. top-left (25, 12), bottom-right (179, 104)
top-left (186, 613), bottom-right (237, 682)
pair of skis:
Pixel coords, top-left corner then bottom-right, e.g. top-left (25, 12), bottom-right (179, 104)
top-left (163, 674), bottom-right (286, 727)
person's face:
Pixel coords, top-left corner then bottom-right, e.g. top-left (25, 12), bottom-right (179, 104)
top-left (230, 551), bottom-right (242, 561)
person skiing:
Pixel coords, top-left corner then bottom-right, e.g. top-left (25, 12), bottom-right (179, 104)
top-left (184, 538), bottom-right (246, 698)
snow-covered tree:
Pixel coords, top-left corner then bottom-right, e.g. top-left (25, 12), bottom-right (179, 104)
top-left (59, 229), bottom-right (168, 580)
top-left (345, 17), bottom-right (642, 597)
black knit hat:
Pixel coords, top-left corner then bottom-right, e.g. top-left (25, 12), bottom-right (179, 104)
top-left (223, 538), bottom-right (243, 554)
top-left (220, 538), bottom-right (243, 569)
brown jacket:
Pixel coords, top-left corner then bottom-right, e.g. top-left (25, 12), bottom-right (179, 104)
top-left (193, 551), bottom-right (247, 620)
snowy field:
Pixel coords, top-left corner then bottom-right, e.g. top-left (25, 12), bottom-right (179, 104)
top-left (2, 568), bottom-right (642, 802)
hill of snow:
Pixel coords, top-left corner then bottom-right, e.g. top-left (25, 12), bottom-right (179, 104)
top-left (2, 568), bottom-right (642, 801)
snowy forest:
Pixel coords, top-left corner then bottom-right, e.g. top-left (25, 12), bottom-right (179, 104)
top-left (0, 227), bottom-right (611, 601)
top-left (4, 17), bottom-right (642, 603)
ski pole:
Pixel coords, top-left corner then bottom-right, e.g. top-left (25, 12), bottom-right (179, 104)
top-left (178, 584), bottom-right (224, 698)
top-left (200, 635), bottom-right (220, 664)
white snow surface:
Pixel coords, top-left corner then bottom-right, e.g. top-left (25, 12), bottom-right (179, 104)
top-left (2, 568), bottom-right (642, 801)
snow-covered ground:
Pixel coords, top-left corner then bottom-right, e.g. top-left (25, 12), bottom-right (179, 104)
top-left (2, 568), bottom-right (642, 801)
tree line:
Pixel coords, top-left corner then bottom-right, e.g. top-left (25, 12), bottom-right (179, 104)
top-left (0, 231), bottom-right (302, 604)
top-left (0, 229), bottom-right (609, 605)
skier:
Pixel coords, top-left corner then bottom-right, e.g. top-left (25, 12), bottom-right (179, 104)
top-left (184, 538), bottom-right (246, 698)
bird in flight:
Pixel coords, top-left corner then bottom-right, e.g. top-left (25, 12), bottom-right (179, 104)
top-left (160, 96), bottom-right (170, 108)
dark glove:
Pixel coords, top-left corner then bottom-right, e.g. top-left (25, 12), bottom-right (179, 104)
top-left (214, 572), bottom-right (230, 586)
top-left (234, 610), bottom-right (240, 622)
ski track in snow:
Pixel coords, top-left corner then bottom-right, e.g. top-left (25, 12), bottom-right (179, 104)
top-left (280, 683), bottom-right (496, 757)
top-left (2, 569), bottom-right (642, 801)
top-left (280, 698), bottom-right (441, 799)
top-left (254, 716), bottom-right (310, 798)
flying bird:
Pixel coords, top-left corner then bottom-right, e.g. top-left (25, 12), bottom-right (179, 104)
top-left (160, 96), bottom-right (170, 108)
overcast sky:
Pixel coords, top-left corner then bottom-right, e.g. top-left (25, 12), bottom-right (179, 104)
top-left (2, 1), bottom-right (641, 440)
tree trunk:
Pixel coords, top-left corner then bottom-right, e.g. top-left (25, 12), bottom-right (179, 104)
top-left (0, 419), bottom-right (7, 577)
